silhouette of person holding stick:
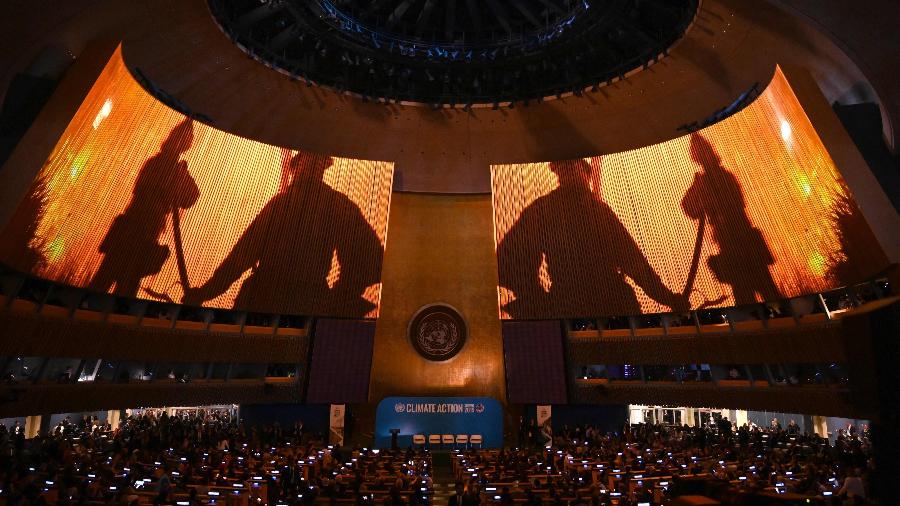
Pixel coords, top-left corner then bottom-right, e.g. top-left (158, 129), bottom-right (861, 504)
top-left (681, 133), bottom-right (780, 304)
top-left (89, 119), bottom-right (199, 297)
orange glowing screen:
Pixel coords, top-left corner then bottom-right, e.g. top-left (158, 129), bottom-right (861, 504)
top-left (491, 67), bottom-right (888, 319)
top-left (0, 46), bottom-right (394, 318)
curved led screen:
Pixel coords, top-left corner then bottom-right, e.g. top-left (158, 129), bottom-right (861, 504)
top-left (0, 47), bottom-right (394, 318)
top-left (491, 67), bottom-right (888, 319)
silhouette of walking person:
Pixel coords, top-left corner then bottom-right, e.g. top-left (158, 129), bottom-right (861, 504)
top-left (681, 133), bottom-right (780, 304)
top-left (497, 158), bottom-right (689, 318)
top-left (88, 119), bottom-right (199, 297)
top-left (182, 152), bottom-right (383, 316)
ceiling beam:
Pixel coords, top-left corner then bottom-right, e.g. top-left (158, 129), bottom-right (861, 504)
top-left (387, 0), bottom-right (417, 30)
top-left (365, 0), bottom-right (393, 15)
top-left (464, 0), bottom-right (483, 34)
top-left (536, 0), bottom-right (566, 16)
top-left (270, 26), bottom-right (299, 52)
top-left (415, 0), bottom-right (438, 38)
top-left (235, 3), bottom-right (284, 32)
top-left (511, 0), bottom-right (544, 29)
top-left (444, 0), bottom-right (457, 40)
top-left (485, 0), bottom-right (513, 35)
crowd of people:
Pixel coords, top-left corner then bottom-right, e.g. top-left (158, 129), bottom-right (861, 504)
top-left (451, 420), bottom-right (872, 505)
top-left (0, 410), bottom-right (874, 505)
top-left (0, 410), bottom-right (433, 506)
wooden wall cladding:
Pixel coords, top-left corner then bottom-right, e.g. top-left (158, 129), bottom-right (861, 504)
top-left (567, 322), bottom-right (846, 366)
top-left (491, 67), bottom-right (888, 319)
top-left (306, 319), bottom-right (375, 404)
top-left (0, 381), bottom-right (301, 419)
top-left (367, 194), bottom-right (506, 401)
top-left (502, 320), bottom-right (568, 404)
top-left (0, 309), bottom-right (308, 364)
top-left (0, 46), bottom-right (393, 318)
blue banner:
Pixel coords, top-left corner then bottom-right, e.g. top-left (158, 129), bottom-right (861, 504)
top-left (375, 397), bottom-right (503, 448)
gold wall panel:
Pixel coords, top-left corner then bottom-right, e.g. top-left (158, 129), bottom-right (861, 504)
top-left (369, 193), bottom-right (505, 401)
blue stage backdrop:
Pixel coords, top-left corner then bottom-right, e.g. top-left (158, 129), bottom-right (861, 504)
top-left (375, 397), bottom-right (503, 448)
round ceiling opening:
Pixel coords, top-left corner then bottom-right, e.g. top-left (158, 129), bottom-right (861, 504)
top-left (209, 0), bottom-right (698, 105)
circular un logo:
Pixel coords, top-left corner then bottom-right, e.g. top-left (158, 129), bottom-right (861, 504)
top-left (394, 403), bottom-right (405, 413)
top-left (409, 304), bottom-right (467, 361)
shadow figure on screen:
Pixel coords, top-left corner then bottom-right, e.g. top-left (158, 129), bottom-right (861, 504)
top-left (88, 119), bottom-right (199, 297)
top-left (497, 158), bottom-right (689, 318)
top-left (0, 173), bottom-right (51, 272)
top-left (681, 133), bottom-right (780, 304)
top-left (182, 152), bottom-right (383, 316)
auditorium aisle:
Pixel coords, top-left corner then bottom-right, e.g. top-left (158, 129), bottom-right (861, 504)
top-left (431, 451), bottom-right (455, 505)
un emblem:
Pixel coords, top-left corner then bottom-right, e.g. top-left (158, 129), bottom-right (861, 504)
top-left (394, 403), bottom-right (406, 413)
top-left (409, 304), bottom-right (467, 361)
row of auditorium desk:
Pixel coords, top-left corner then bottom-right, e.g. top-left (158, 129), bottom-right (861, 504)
top-left (20, 441), bottom-right (329, 506)
top-left (567, 310), bottom-right (850, 340)
top-left (454, 450), bottom-right (834, 504)
top-left (6, 291), bottom-right (862, 340)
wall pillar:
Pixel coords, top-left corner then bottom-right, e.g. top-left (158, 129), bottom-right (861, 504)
top-left (24, 415), bottom-right (41, 439)
top-left (812, 416), bottom-right (829, 438)
top-left (106, 409), bottom-right (120, 429)
top-left (683, 407), bottom-right (696, 427)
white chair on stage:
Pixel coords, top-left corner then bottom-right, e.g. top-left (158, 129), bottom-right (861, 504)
top-left (469, 434), bottom-right (483, 448)
top-left (428, 434), bottom-right (441, 448)
top-left (455, 434), bottom-right (469, 449)
top-left (412, 434), bottom-right (426, 447)
top-left (442, 434), bottom-right (455, 448)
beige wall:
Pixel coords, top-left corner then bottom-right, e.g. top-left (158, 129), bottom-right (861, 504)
top-left (369, 193), bottom-right (505, 402)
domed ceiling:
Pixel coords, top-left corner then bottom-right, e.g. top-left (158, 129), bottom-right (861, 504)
top-left (209, 0), bottom-right (698, 104)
